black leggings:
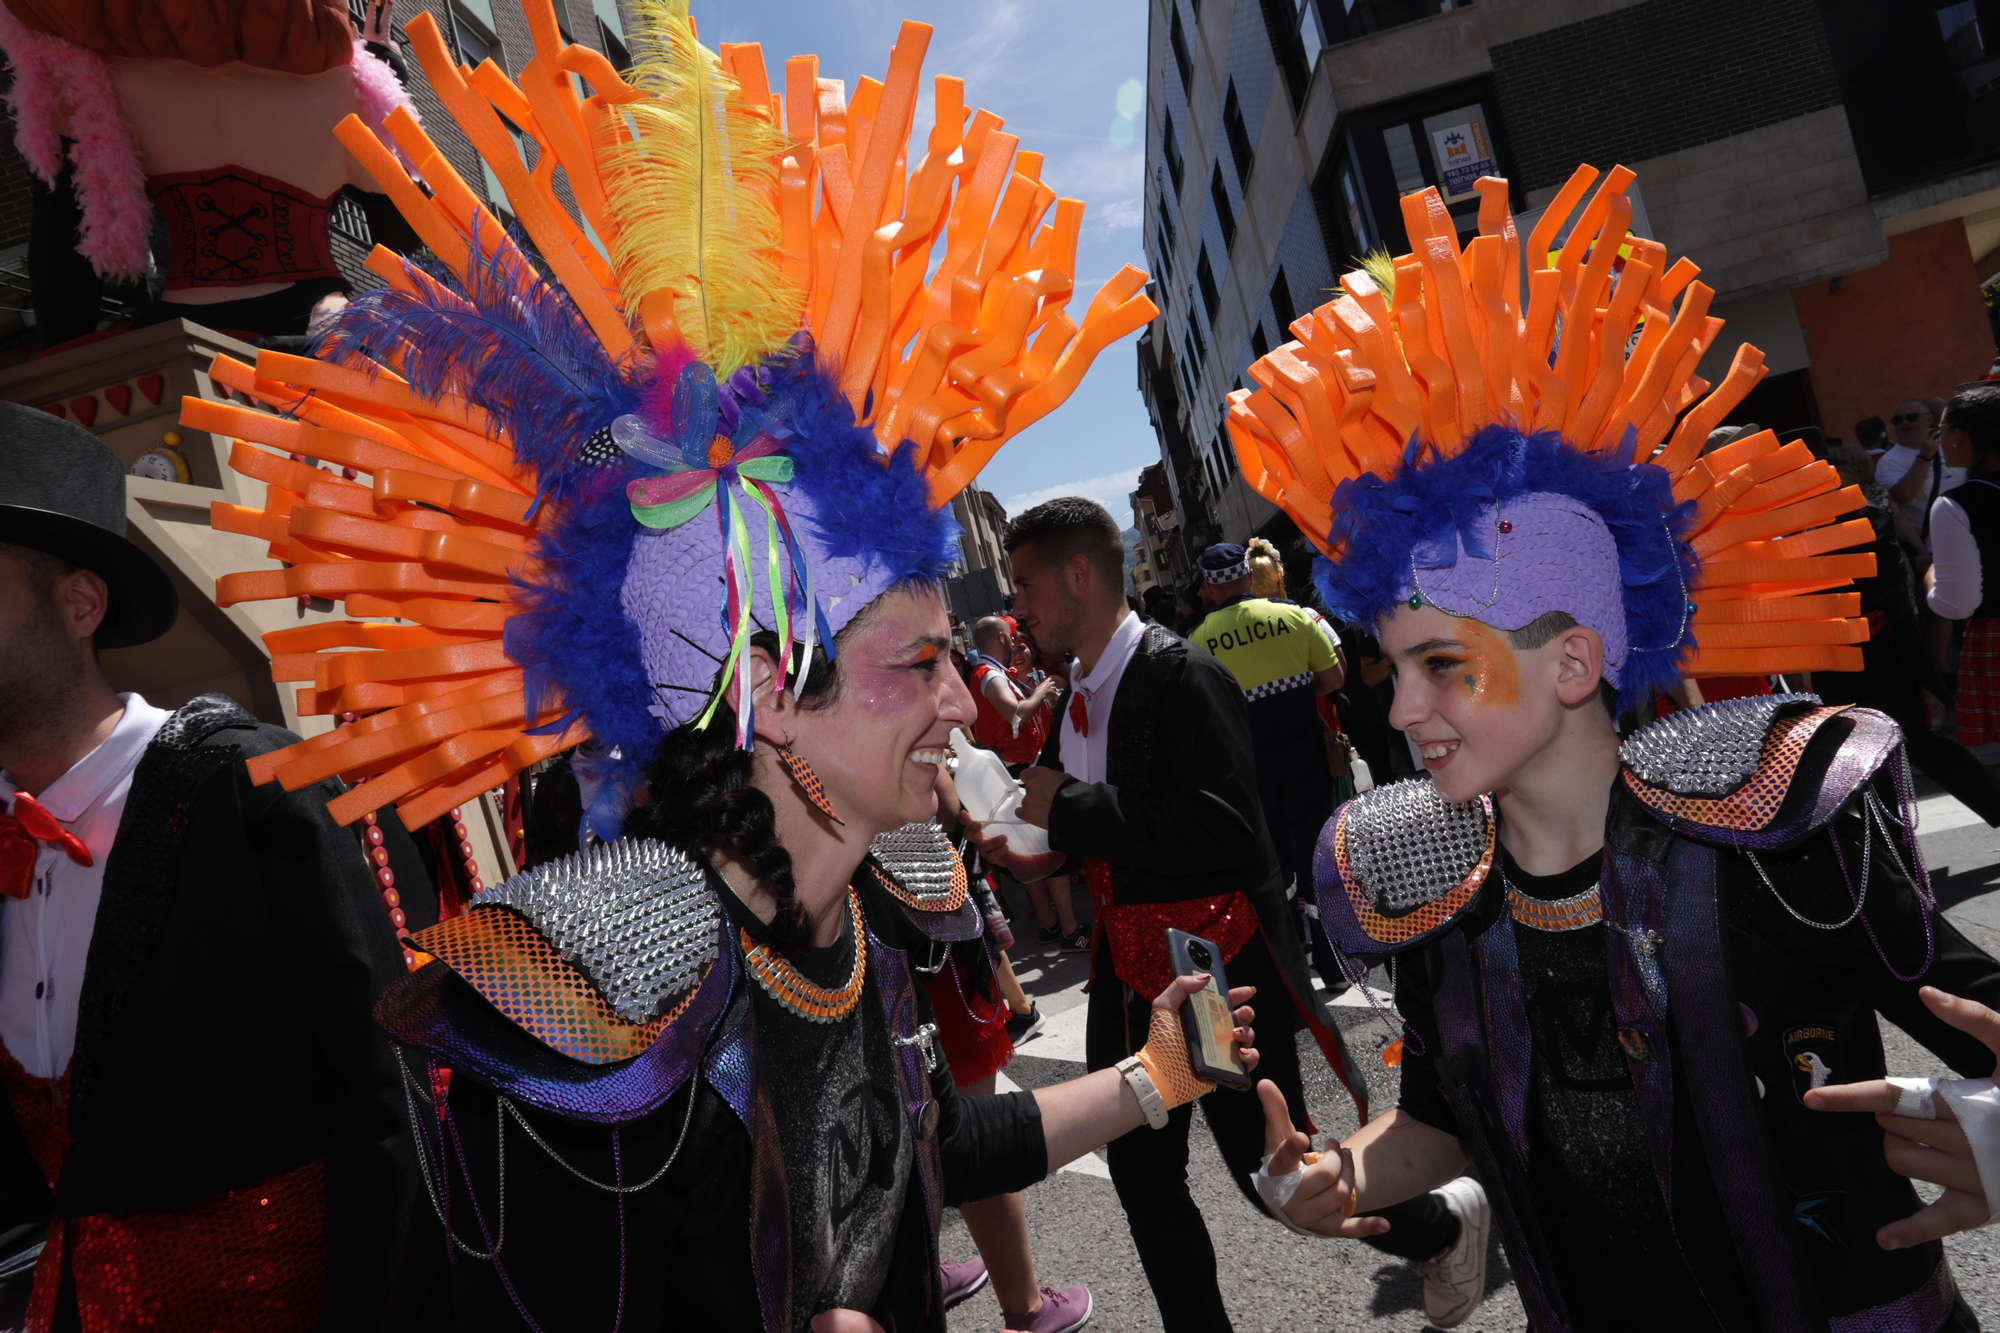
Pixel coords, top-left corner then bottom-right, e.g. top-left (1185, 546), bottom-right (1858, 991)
top-left (1085, 931), bottom-right (1457, 1331)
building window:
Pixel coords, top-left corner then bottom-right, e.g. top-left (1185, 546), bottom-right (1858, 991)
top-left (449, 0), bottom-right (501, 69)
top-left (1164, 114), bottom-right (1185, 193)
top-left (1195, 246), bottom-right (1220, 323)
top-left (1216, 421), bottom-right (1236, 473)
top-left (1170, 4), bottom-right (1194, 93)
top-left (600, 21), bottom-right (631, 71)
top-left (1264, 0), bottom-right (1327, 111)
top-left (1327, 0), bottom-right (1462, 44)
top-left (1314, 79), bottom-right (1510, 253)
top-left (1224, 82), bottom-right (1255, 187)
top-left (1250, 324), bottom-right (1269, 360)
top-left (479, 122), bottom-right (532, 222)
top-left (1189, 315), bottom-right (1207, 368)
top-left (1314, 146), bottom-right (1378, 271)
top-left (1210, 164), bottom-right (1236, 251)
top-left (1270, 267), bottom-right (1295, 338)
top-left (330, 188), bottom-right (372, 245)
top-left (1155, 220), bottom-right (1176, 277)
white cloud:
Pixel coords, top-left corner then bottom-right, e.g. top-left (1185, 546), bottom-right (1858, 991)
top-left (999, 465), bottom-right (1144, 523)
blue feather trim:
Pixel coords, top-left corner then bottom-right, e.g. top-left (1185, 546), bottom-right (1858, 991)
top-left (1312, 425), bottom-right (1699, 714)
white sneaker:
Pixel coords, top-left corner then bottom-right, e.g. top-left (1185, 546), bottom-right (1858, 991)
top-left (1416, 1176), bottom-right (1491, 1328)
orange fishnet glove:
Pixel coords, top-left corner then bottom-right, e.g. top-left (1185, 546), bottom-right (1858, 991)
top-left (1134, 1007), bottom-right (1217, 1110)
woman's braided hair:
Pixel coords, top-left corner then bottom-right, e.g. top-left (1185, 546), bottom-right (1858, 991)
top-left (623, 630), bottom-right (841, 959)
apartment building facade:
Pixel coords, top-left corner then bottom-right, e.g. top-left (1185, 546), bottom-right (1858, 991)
top-left (1139, 0), bottom-right (2000, 570)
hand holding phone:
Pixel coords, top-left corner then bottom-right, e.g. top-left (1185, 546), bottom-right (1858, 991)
top-left (1165, 928), bottom-right (1252, 1090)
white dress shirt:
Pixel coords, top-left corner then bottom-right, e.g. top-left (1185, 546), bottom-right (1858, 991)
top-left (1876, 445), bottom-right (1959, 550)
top-left (1057, 610), bottom-right (1143, 786)
top-left (0, 694), bottom-right (171, 1079)
top-left (1930, 490), bottom-right (1988, 620)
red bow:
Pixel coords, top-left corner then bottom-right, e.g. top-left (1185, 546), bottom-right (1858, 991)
top-left (0, 791), bottom-right (93, 901)
top-left (1068, 690), bottom-right (1090, 740)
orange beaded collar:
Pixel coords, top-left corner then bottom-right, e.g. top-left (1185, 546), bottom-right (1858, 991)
top-left (739, 888), bottom-right (868, 1024)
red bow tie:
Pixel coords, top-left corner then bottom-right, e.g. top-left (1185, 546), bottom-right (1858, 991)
top-left (1069, 690), bottom-right (1091, 739)
top-left (0, 791), bottom-right (93, 901)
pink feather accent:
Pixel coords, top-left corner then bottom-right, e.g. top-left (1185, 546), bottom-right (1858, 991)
top-left (350, 44), bottom-right (420, 175)
top-left (0, 7), bottom-right (149, 281)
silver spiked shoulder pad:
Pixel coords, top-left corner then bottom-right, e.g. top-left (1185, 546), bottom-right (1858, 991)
top-left (1619, 693), bottom-right (1821, 797)
top-left (868, 822), bottom-right (981, 941)
top-left (472, 838), bottom-right (720, 1023)
top-left (1313, 778), bottom-right (1494, 955)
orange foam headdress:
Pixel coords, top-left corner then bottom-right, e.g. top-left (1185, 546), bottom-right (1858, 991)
top-left (186, 0), bottom-right (1155, 836)
top-left (1225, 167), bottom-right (1871, 684)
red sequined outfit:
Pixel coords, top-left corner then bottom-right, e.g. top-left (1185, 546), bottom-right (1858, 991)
top-left (1080, 859), bottom-right (1259, 999)
top-left (0, 1042), bottom-right (327, 1333)
top-left (921, 960), bottom-right (1014, 1085)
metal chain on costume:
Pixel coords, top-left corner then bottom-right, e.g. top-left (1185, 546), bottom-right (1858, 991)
top-left (498, 1084), bottom-right (698, 1195)
top-left (1330, 942), bottom-right (1424, 1059)
top-left (1744, 837), bottom-right (1870, 932)
top-left (1630, 515), bottom-right (1695, 655)
top-left (396, 1048), bottom-right (504, 1260)
top-left (1406, 505), bottom-right (1504, 617)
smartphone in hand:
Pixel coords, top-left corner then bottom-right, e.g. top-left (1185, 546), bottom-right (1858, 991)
top-left (1164, 928), bottom-right (1251, 1090)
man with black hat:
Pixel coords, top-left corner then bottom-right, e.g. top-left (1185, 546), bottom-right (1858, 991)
top-left (0, 404), bottom-right (434, 1332)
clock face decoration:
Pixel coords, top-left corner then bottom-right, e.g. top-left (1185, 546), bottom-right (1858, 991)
top-left (130, 450), bottom-right (187, 483)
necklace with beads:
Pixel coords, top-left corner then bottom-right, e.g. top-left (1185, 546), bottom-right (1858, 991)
top-left (740, 887), bottom-right (867, 1023)
top-left (1504, 878), bottom-right (1605, 932)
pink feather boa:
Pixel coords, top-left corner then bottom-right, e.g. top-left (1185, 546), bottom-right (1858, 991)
top-left (0, 6), bottom-right (150, 281)
top-left (350, 42), bottom-right (420, 174)
top-left (0, 21), bottom-right (419, 285)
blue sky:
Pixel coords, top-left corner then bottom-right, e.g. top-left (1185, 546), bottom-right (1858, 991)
top-left (685, 0), bottom-right (1159, 521)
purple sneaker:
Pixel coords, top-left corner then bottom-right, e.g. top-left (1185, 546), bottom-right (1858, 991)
top-left (939, 1257), bottom-right (989, 1310)
top-left (1002, 1283), bottom-right (1092, 1332)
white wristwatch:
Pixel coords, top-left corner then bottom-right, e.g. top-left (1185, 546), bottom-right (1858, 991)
top-left (1117, 1055), bottom-right (1169, 1130)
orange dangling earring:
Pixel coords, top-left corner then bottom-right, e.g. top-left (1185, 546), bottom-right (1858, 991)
top-left (778, 746), bottom-right (842, 824)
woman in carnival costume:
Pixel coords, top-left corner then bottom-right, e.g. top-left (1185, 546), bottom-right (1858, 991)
top-left (1233, 169), bottom-right (2000, 1331)
top-left (188, 4), bottom-right (1257, 1329)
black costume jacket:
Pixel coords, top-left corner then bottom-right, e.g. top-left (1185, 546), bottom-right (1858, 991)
top-left (376, 827), bottom-right (1047, 1333)
top-left (1040, 621), bottom-right (1366, 1109)
top-left (0, 693), bottom-right (436, 1329)
top-left (1319, 696), bottom-right (2000, 1332)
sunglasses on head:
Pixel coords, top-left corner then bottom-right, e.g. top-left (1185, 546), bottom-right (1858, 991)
top-left (1892, 413), bottom-right (1928, 424)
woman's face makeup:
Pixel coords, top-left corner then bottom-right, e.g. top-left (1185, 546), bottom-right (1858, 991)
top-left (1380, 604), bottom-right (1566, 804)
top-left (790, 585), bottom-right (977, 835)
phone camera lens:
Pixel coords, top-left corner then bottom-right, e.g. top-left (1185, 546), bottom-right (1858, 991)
top-left (1188, 941), bottom-right (1213, 970)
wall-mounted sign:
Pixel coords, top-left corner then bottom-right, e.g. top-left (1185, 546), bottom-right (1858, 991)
top-left (1431, 119), bottom-right (1496, 201)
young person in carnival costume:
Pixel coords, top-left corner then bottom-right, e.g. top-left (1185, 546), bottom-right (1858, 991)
top-left (186, 4), bottom-right (1262, 1329)
top-left (1234, 167), bottom-right (2000, 1332)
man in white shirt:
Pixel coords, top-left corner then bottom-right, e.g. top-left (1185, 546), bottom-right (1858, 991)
top-left (978, 497), bottom-right (1471, 1331)
top-left (1876, 398), bottom-right (1948, 557)
top-left (0, 404), bottom-right (432, 1331)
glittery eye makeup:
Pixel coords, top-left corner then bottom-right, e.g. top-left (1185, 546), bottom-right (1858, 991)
top-left (1456, 620), bottom-right (1522, 706)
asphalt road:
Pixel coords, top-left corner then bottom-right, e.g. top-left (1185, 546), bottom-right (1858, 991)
top-left (943, 777), bottom-right (2000, 1332)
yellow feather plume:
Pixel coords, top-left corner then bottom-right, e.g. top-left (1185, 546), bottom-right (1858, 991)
top-left (599, 0), bottom-right (801, 377)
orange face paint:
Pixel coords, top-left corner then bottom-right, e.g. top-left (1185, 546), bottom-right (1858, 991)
top-left (1456, 620), bottom-right (1522, 707)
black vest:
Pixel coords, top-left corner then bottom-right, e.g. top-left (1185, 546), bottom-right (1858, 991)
top-left (1944, 474), bottom-right (2000, 618)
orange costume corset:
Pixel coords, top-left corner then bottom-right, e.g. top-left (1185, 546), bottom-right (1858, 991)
top-left (0, 1043), bottom-right (327, 1333)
